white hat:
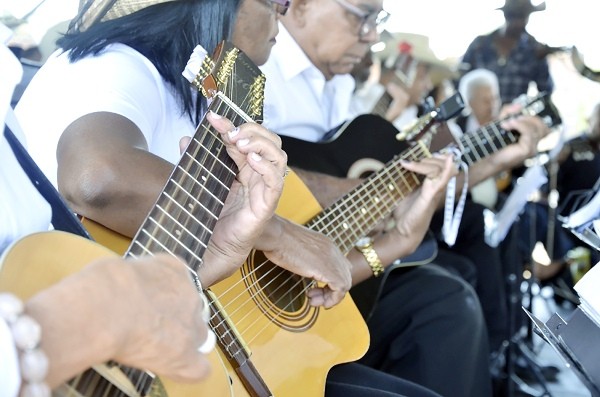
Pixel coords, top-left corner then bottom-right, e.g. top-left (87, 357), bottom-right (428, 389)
top-left (375, 31), bottom-right (455, 80)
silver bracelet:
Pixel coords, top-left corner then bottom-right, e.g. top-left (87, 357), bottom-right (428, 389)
top-left (0, 293), bottom-right (50, 397)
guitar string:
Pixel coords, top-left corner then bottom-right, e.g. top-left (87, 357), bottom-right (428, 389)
top-left (211, 145), bottom-right (429, 347)
top-left (207, 113), bottom-right (524, 348)
top-left (85, 97), bottom-right (243, 395)
top-left (210, 165), bottom-right (422, 348)
top-left (122, 98), bottom-right (239, 395)
top-left (209, 99), bottom-right (554, 352)
top-left (216, 110), bottom-right (540, 346)
top-left (211, 141), bottom-right (427, 305)
top-left (210, 141), bottom-right (428, 310)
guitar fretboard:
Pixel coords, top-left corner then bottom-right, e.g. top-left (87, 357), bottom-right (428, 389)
top-left (306, 140), bottom-right (431, 254)
top-left (126, 97), bottom-right (240, 270)
top-left (459, 120), bottom-right (517, 167)
top-left (459, 94), bottom-right (561, 167)
top-left (67, 96), bottom-right (247, 397)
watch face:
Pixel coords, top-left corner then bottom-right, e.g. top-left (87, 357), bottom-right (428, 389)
top-left (355, 236), bottom-right (372, 248)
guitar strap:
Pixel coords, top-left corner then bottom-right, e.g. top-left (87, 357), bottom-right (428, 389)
top-left (4, 108), bottom-right (90, 239)
top-left (441, 147), bottom-right (469, 247)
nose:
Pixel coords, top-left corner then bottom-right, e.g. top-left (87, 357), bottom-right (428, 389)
top-left (361, 27), bottom-right (380, 44)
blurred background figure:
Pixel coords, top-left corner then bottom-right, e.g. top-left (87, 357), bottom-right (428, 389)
top-left (460, 0), bottom-right (555, 105)
top-left (455, 68), bottom-right (503, 210)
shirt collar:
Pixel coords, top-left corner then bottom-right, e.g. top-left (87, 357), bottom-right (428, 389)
top-left (272, 23), bottom-right (319, 83)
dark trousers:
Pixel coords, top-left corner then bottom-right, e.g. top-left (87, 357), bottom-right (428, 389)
top-left (327, 362), bottom-right (442, 397)
top-left (358, 264), bottom-right (493, 397)
top-left (431, 199), bottom-right (510, 352)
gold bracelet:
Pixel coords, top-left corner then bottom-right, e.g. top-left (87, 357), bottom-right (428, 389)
top-left (355, 237), bottom-right (385, 277)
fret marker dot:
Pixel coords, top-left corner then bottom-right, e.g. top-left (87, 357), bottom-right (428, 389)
top-left (361, 208), bottom-right (367, 214)
top-left (175, 230), bottom-right (182, 236)
top-left (201, 175), bottom-right (208, 182)
top-left (342, 223), bottom-right (349, 229)
top-left (388, 184), bottom-right (394, 191)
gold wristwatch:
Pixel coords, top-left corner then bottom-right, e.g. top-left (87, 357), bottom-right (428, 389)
top-left (355, 237), bottom-right (384, 277)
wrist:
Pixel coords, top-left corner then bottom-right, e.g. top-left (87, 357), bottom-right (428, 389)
top-left (253, 215), bottom-right (286, 252)
top-left (0, 293), bottom-right (50, 396)
top-left (355, 237), bottom-right (384, 277)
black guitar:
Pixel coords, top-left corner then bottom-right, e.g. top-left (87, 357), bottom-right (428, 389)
top-left (282, 94), bottom-right (465, 319)
top-left (282, 92), bottom-right (562, 319)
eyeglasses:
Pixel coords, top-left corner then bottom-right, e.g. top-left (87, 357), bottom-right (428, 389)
top-left (333, 0), bottom-right (390, 39)
top-left (269, 0), bottom-right (291, 15)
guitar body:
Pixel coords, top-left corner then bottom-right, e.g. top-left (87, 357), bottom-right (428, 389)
top-left (281, 114), bottom-right (442, 318)
top-left (83, 170), bottom-right (370, 397)
top-left (0, 231), bottom-right (233, 397)
top-left (282, 114), bottom-right (408, 179)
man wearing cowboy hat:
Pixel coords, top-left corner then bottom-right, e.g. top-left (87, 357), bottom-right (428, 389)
top-left (461, 0), bottom-right (554, 105)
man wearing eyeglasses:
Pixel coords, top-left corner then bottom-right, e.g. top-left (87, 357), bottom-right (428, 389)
top-left (260, 1), bottom-right (494, 396)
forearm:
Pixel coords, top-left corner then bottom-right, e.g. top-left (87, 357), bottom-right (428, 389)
top-left (25, 263), bottom-right (119, 387)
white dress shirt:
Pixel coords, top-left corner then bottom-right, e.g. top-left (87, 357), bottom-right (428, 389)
top-left (260, 24), bottom-right (356, 143)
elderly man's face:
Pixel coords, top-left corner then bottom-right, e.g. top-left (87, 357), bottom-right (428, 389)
top-left (287, 0), bottom-right (384, 79)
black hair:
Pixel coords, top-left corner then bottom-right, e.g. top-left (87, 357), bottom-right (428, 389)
top-left (58, 0), bottom-right (242, 124)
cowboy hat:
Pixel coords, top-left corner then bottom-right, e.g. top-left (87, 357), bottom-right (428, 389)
top-left (496, 0), bottom-right (546, 14)
top-left (374, 31), bottom-right (456, 80)
top-left (75, 0), bottom-right (177, 31)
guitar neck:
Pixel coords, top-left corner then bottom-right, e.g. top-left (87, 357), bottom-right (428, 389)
top-left (459, 119), bottom-right (518, 167)
top-left (125, 96), bottom-right (243, 269)
top-left (371, 91), bottom-right (393, 118)
top-left (306, 141), bottom-right (430, 253)
top-left (459, 93), bottom-right (562, 167)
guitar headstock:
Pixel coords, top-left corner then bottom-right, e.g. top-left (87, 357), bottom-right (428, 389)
top-left (183, 41), bottom-right (266, 121)
top-left (514, 92), bottom-right (562, 129)
top-left (396, 92), bottom-right (465, 142)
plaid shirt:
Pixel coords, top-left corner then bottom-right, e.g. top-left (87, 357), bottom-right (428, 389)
top-left (461, 29), bottom-right (554, 104)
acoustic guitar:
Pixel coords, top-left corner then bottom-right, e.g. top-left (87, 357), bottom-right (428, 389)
top-left (281, 92), bottom-right (562, 318)
top-left (0, 231), bottom-right (233, 396)
top-left (79, 42), bottom-right (370, 397)
top-left (0, 42), bottom-right (270, 397)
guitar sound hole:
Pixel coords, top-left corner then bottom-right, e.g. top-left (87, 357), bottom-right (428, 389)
top-left (250, 250), bottom-right (307, 312)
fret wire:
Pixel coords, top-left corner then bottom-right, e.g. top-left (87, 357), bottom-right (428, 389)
top-left (480, 126), bottom-right (499, 153)
top-left (308, 146), bottom-right (425, 251)
top-left (92, 67), bottom-right (258, 396)
top-left (461, 145), bottom-right (477, 167)
top-left (153, 204), bottom-right (209, 249)
top-left (184, 136), bottom-right (237, 178)
top-left (94, 369), bottom-right (110, 397)
top-left (472, 129), bottom-right (491, 159)
top-left (312, 156), bottom-right (395, 233)
top-left (489, 122), bottom-right (513, 148)
top-left (143, 222), bottom-right (205, 263)
top-left (181, 150), bottom-right (234, 191)
top-left (464, 133), bottom-right (482, 162)
top-left (169, 179), bottom-right (219, 221)
top-left (161, 192), bottom-right (216, 235)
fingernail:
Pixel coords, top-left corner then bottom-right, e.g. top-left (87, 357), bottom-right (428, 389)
top-left (228, 127), bottom-right (240, 138)
top-left (400, 159), bottom-right (411, 165)
top-left (250, 152), bottom-right (262, 161)
top-left (208, 110), bottom-right (222, 119)
top-left (237, 138), bottom-right (249, 147)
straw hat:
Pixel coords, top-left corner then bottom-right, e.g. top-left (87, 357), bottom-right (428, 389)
top-left (496, 0), bottom-right (546, 15)
top-left (374, 31), bottom-right (456, 82)
top-left (76, 0), bottom-right (177, 31)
